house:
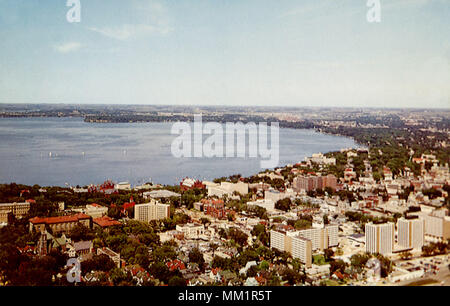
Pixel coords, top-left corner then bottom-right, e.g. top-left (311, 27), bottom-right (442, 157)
top-left (97, 247), bottom-right (123, 268)
top-left (167, 259), bottom-right (186, 272)
top-left (244, 277), bottom-right (259, 286)
top-left (220, 270), bottom-right (238, 285)
top-left (68, 240), bottom-right (93, 260)
top-left (209, 268), bottom-right (222, 283)
top-left (239, 261), bottom-right (257, 275)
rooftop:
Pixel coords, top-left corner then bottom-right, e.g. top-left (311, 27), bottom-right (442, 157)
top-left (29, 213), bottom-right (91, 225)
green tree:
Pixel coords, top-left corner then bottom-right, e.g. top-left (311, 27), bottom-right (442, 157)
top-left (168, 276), bottom-right (186, 286)
top-left (275, 198), bottom-right (292, 211)
top-left (189, 247), bottom-right (205, 268)
top-left (68, 223), bottom-right (95, 242)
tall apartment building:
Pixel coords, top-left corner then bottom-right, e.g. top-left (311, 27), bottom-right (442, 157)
top-left (293, 175), bottom-right (337, 192)
top-left (297, 225), bottom-right (339, 251)
top-left (290, 235), bottom-right (312, 268)
top-left (365, 222), bottom-right (394, 255)
top-left (397, 218), bottom-right (424, 249)
top-left (0, 201), bottom-right (31, 223)
top-left (423, 214), bottom-right (450, 241)
top-left (134, 200), bottom-right (170, 222)
top-left (270, 229), bottom-right (312, 268)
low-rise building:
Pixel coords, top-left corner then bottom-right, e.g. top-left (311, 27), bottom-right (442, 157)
top-left (29, 213), bottom-right (92, 234)
top-left (176, 223), bottom-right (205, 239)
top-left (0, 201), bottom-right (31, 223)
top-left (93, 216), bottom-right (122, 232)
top-left (85, 203), bottom-right (108, 218)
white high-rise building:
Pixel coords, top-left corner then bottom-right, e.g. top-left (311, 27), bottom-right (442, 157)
top-left (297, 224), bottom-right (339, 251)
top-left (365, 222), bottom-right (394, 255)
top-left (270, 229), bottom-right (312, 267)
top-left (326, 224), bottom-right (339, 247)
top-left (423, 214), bottom-right (450, 240)
top-left (397, 218), bottom-right (424, 249)
top-left (290, 236), bottom-right (312, 267)
top-left (134, 200), bottom-right (170, 222)
top-left (270, 229), bottom-right (286, 251)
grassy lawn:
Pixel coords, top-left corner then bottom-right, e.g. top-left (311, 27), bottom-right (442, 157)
top-left (322, 280), bottom-right (340, 286)
top-left (405, 279), bottom-right (439, 286)
top-left (313, 255), bottom-right (326, 265)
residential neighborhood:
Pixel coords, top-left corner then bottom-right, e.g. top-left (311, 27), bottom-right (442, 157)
top-left (1, 145), bottom-right (449, 286)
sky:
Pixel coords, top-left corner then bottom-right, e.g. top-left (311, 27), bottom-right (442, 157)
top-left (0, 0), bottom-right (449, 108)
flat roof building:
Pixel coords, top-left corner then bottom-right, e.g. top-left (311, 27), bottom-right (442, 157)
top-left (134, 200), bottom-right (170, 222)
top-left (397, 218), bottom-right (424, 249)
top-left (365, 222), bottom-right (394, 255)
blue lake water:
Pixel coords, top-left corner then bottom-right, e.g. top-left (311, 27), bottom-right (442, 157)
top-left (0, 117), bottom-right (358, 187)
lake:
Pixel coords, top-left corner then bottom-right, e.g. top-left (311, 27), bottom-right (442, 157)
top-left (0, 117), bottom-right (358, 187)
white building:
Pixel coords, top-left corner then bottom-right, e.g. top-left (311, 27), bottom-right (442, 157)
top-left (176, 223), bottom-right (205, 239)
top-left (270, 229), bottom-right (312, 267)
top-left (307, 153), bottom-right (336, 165)
top-left (270, 229), bottom-right (286, 251)
top-left (246, 199), bottom-right (275, 211)
top-left (297, 225), bottom-right (338, 251)
top-left (85, 203), bottom-right (108, 218)
top-left (264, 189), bottom-right (294, 203)
top-left (365, 222), bottom-right (394, 255)
top-left (207, 181), bottom-right (249, 197)
top-left (397, 218), bottom-right (424, 249)
top-left (143, 189), bottom-right (181, 199)
top-left (115, 182), bottom-right (131, 191)
top-left (423, 214), bottom-right (450, 241)
top-left (134, 200), bottom-right (170, 222)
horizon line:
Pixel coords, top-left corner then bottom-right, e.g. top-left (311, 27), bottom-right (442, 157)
top-left (1, 102), bottom-right (449, 111)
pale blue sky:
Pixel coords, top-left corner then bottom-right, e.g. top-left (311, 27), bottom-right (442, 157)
top-left (0, 0), bottom-right (449, 108)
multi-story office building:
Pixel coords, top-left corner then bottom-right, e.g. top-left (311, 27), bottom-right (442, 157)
top-left (397, 217), bottom-right (424, 249)
top-left (134, 200), bottom-right (170, 222)
top-left (365, 222), bottom-right (394, 255)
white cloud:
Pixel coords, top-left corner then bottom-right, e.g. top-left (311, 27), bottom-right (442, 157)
top-left (54, 42), bottom-right (82, 53)
top-left (88, 24), bottom-right (170, 41)
top-left (280, 1), bottom-right (332, 18)
top-left (87, 0), bottom-right (172, 41)
top-left (382, 0), bottom-right (440, 10)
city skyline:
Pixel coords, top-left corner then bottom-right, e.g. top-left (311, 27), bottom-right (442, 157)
top-left (0, 0), bottom-right (449, 108)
